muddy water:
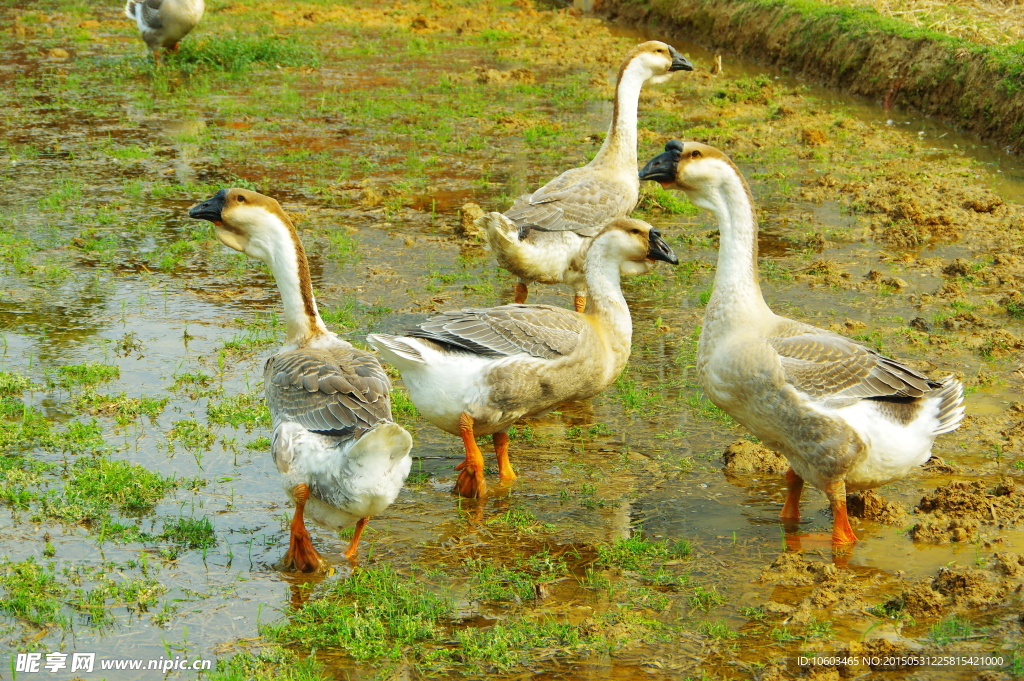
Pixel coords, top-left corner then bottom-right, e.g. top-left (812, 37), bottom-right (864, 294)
top-left (1, 1), bottom-right (1023, 679)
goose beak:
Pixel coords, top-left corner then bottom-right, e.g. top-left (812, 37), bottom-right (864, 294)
top-left (188, 189), bottom-right (228, 223)
top-left (668, 46), bottom-right (693, 72)
top-left (639, 149), bottom-right (678, 186)
top-left (647, 228), bottom-right (679, 265)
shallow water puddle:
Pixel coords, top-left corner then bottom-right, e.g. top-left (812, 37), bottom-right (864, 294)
top-left (0, 0), bottom-right (1022, 679)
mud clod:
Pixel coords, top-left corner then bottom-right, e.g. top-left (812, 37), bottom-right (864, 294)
top-left (458, 202), bottom-right (485, 240)
top-left (886, 581), bottom-right (946, 618)
top-left (846, 490), bottom-right (907, 525)
top-left (931, 565), bottom-right (1001, 607)
top-left (759, 552), bottom-right (838, 586)
top-left (722, 439), bottom-right (789, 474)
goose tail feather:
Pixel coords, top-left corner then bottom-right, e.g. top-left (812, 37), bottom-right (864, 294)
top-left (932, 375), bottom-right (965, 435)
top-left (125, 0), bottom-right (140, 19)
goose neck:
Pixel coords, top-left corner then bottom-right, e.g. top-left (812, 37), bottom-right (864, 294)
top-left (590, 60), bottom-right (647, 170)
top-left (702, 172), bottom-right (772, 325)
top-left (256, 225), bottom-right (328, 346)
top-left (583, 241), bottom-right (632, 346)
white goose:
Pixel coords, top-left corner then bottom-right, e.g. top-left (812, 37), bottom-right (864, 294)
top-left (484, 41), bottom-right (692, 313)
top-left (189, 189), bottom-right (412, 571)
top-left (639, 141), bottom-right (964, 546)
top-left (369, 218), bottom-right (678, 498)
top-left (125, 0), bottom-right (205, 63)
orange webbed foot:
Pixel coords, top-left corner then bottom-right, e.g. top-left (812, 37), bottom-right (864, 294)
top-left (343, 517), bottom-right (369, 562)
top-left (454, 412), bottom-right (488, 498)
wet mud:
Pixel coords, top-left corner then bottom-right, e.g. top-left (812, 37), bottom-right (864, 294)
top-left (0, 0), bottom-right (1022, 679)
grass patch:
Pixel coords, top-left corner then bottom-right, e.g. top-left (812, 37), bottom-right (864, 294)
top-left (42, 457), bottom-right (182, 522)
top-left (208, 391), bottom-right (270, 429)
top-left (161, 515), bottom-right (216, 550)
top-left (76, 389), bottom-right (168, 426)
top-left (0, 371), bottom-right (33, 395)
top-left (171, 36), bottom-right (320, 72)
top-left (168, 419), bottom-right (217, 451)
top-left (53, 363), bottom-right (119, 387)
top-left (595, 534), bottom-right (691, 571)
top-left (260, 565), bottom-right (453, 660)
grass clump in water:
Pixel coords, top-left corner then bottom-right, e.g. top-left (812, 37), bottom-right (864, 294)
top-left (0, 371), bottom-right (33, 395)
top-left (171, 36), bottom-right (320, 72)
top-left (595, 534), bottom-right (691, 571)
top-left (76, 389), bottom-right (168, 426)
top-left (168, 419), bottom-right (217, 451)
top-left (209, 645), bottom-right (326, 681)
top-left (208, 391), bottom-right (270, 429)
top-left (42, 457), bottom-right (182, 523)
top-left (161, 515), bottom-right (216, 550)
top-left (260, 565), bottom-right (453, 660)
top-left (53, 363), bottom-right (120, 387)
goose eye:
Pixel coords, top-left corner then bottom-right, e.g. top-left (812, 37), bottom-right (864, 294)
top-left (691, 150), bottom-right (702, 159)
top-left (237, 195), bottom-right (246, 202)
top-left (630, 228), bottom-right (640, 235)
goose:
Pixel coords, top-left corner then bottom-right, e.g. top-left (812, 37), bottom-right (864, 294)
top-left (484, 41), bottom-right (692, 313)
top-left (188, 188), bottom-right (412, 571)
top-left (369, 218), bottom-right (679, 498)
top-left (125, 0), bottom-right (205, 63)
top-left (639, 140), bottom-right (965, 546)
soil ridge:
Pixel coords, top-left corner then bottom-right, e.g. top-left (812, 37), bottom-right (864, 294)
top-left (592, 0), bottom-right (1024, 154)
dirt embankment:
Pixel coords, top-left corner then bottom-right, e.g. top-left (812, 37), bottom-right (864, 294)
top-left (591, 0), bottom-right (1024, 154)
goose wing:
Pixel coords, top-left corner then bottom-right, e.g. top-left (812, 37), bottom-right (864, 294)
top-left (264, 347), bottom-right (392, 437)
top-left (136, 0), bottom-right (164, 28)
top-left (769, 329), bottom-right (939, 400)
top-left (505, 171), bottom-right (635, 238)
top-left (408, 304), bottom-right (585, 359)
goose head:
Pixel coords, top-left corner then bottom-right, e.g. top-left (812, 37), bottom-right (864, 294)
top-left (188, 188), bottom-right (297, 263)
top-left (625, 41), bottom-right (693, 84)
top-left (592, 217), bottom-right (679, 275)
top-left (639, 140), bottom-right (742, 212)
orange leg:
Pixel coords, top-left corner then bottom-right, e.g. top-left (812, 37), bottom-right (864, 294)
top-left (494, 431), bottom-right (516, 483)
top-left (344, 517), bottom-right (369, 562)
top-left (453, 412), bottom-right (487, 498)
top-left (573, 294), bottom-right (586, 313)
top-left (284, 484), bottom-right (322, 572)
top-left (779, 467), bottom-right (803, 521)
top-left (513, 282), bottom-right (528, 304)
top-left (825, 479), bottom-right (858, 546)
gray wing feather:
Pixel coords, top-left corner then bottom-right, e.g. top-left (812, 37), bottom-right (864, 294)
top-left (408, 304), bottom-right (585, 359)
top-left (139, 0), bottom-right (164, 28)
top-left (264, 346), bottom-right (392, 437)
top-left (505, 172), bottom-right (635, 238)
top-left (770, 331), bottom-right (938, 400)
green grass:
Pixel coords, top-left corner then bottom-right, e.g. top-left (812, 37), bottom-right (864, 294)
top-left (208, 392), bottom-right (270, 429)
top-left (595, 534), bottom-right (691, 571)
top-left (929, 614), bottom-right (977, 644)
top-left (42, 457), bottom-right (182, 522)
top-left (161, 515), bottom-right (216, 550)
top-left (75, 389), bottom-right (168, 426)
top-left (171, 36), bottom-right (321, 72)
top-left (0, 557), bottom-right (165, 632)
top-left (259, 565), bottom-right (453, 660)
top-left (53, 363), bottom-right (120, 387)
top-left (0, 371), bottom-right (33, 395)
top-left (168, 419), bottom-right (217, 451)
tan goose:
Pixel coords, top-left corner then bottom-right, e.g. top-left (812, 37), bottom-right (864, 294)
top-left (369, 218), bottom-right (678, 498)
top-left (639, 141), bottom-right (965, 547)
top-left (125, 0), bottom-right (204, 63)
top-left (189, 189), bottom-right (412, 571)
top-left (484, 41), bottom-right (692, 313)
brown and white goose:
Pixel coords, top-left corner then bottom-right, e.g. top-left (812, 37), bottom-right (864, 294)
top-left (189, 189), bottom-right (412, 571)
top-left (483, 41), bottom-right (692, 313)
top-left (639, 141), bottom-right (965, 547)
top-left (369, 218), bottom-right (678, 498)
top-left (125, 0), bottom-right (204, 63)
